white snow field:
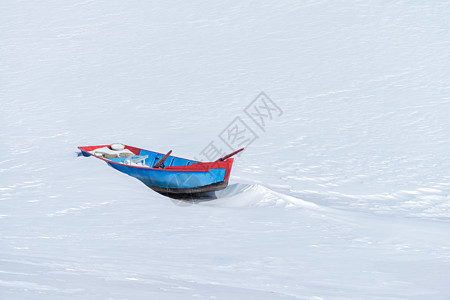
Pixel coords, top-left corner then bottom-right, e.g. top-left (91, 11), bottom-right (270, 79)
top-left (1, 1), bottom-right (450, 299)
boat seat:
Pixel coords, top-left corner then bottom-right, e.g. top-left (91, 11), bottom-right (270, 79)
top-left (124, 155), bottom-right (148, 166)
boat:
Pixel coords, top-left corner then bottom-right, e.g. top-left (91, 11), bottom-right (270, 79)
top-left (78, 144), bottom-right (243, 198)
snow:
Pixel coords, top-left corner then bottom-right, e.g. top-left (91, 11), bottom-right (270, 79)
top-left (1, 1), bottom-right (450, 299)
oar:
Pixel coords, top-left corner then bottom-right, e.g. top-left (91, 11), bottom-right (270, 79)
top-left (153, 150), bottom-right (172, 168)
top-left (216, 148), bottom-right (244, 162)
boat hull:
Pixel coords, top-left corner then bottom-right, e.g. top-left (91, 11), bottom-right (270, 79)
top-left (148, 180), bottom-right (228, 193)
top-left (78, 144), bottom-right (234, 198)
top-left (148, 180), bottom-right (228, 200)
top-left (106, 161), bottom-right (229, 192)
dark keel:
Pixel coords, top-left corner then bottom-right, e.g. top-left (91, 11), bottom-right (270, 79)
top-left (147, 180), bottom-right (228, 200)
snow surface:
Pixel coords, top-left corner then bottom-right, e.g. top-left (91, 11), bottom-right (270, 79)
top-left (1, 1), bottom-right (450, 299)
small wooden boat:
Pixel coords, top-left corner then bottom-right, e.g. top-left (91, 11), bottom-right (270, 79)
top-left (78, 144), bottom-right (243, 198)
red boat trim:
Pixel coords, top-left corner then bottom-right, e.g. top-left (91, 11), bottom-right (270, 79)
top-left (78, 145), bottom-right (234, 173)
top-left (79, 145), bottom-right (198, 161)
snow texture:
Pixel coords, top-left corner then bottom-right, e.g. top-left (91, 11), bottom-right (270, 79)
top-left (1, 1), bottom-right (450, 299)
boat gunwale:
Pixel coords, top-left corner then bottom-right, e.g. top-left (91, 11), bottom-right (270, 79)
top-left (78, 145), bottom-right (231, 173)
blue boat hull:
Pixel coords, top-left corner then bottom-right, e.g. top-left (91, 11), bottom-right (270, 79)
top-left (107, 161), bottom-right (227, 192)
top-left (78, 144), bottom-right (234, 197)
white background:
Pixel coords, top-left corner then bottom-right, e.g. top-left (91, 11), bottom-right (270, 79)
top-left (1, 1), bottom-right (450, 299)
